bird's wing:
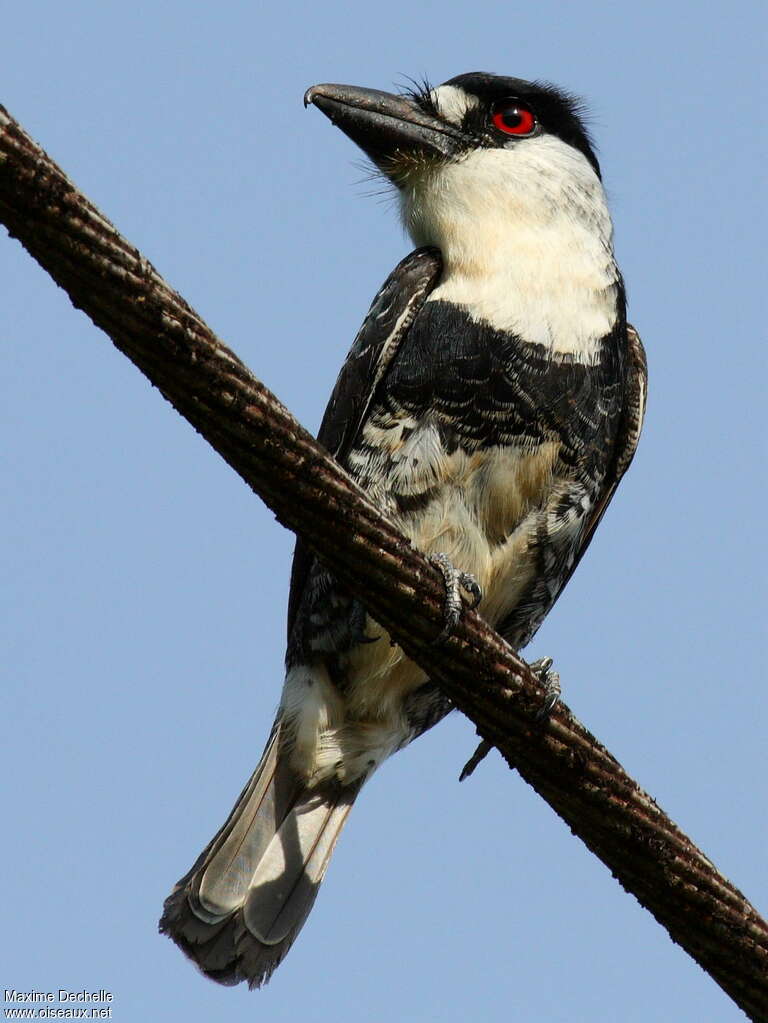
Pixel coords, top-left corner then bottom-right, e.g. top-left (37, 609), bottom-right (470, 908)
top-left (506, 323), bottom-right (646, 649)
top-left (564, 323), bottom-right (647, 576)
top-left (286, 246), bottom-right (443, 639)
top-left (492, 323), bottom-right (646, 650)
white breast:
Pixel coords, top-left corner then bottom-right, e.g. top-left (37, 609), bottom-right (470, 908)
top-left (400, 135), bottom-right (620, 364)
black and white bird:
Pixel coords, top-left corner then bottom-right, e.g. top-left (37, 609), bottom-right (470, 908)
top-left (160, 72), bottom-right (647, 987)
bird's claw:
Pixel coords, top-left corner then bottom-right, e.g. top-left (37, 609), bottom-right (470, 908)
top-left (428, 552), bottom-right (482, 644)
top-left (459, 738), bottom-right (492, 781)
top-left (459, 657), bottom-right (559, 780)
top-left (530, 656), bottom-right (561, 721)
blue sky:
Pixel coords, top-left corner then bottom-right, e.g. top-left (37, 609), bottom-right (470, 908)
top-left (2, 1), bottom-right (766, 1020)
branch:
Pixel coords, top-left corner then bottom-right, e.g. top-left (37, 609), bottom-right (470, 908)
top-left (1, 104), bottom-right (766, 1020)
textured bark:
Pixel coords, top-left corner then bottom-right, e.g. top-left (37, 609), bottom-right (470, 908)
top-left (1, 104), bottom-right (766, 1019)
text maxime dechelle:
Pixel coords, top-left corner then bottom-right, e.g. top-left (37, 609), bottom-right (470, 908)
top-left (4, 991), bottom-right (113, 1020)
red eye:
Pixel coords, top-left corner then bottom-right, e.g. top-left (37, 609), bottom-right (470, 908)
top-left (491, 100), bottom-right (536, 136)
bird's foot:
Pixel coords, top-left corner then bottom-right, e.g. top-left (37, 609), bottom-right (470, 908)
top-left (460, 657), bottom-right (559, 781)
top-left (459, 738), bottom-right (493, 782)
top-left (529, 656), bottom-right (561, 721)
top-left (428, 552), bottom-right (482, 644)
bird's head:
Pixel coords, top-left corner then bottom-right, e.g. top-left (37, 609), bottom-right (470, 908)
top-left (305, 73), bottom-right (599, 181)
top-left (306, 73), bottom-right (618, 350)
top-left (305, 73), bottom-right (606, 250)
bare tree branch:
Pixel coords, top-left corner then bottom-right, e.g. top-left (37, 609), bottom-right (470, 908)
top-left (1, 104), bottom-right (766, 1020)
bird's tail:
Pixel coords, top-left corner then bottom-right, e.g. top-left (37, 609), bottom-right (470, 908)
top-left (160, 723), bottom-right (360, 987)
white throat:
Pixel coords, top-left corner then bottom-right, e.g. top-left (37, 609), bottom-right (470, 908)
top-left (400, 135), bottom-right (620, 363)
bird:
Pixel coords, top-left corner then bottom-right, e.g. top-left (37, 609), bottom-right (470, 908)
top-left (160, 71), bottom-right (647, 988)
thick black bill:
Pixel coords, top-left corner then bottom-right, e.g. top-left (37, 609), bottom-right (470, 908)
top-left (304, 83), bottom-right (461, 178)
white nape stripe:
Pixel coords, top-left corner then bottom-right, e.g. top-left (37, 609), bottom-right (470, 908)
top-left (429, 84), bottom-right (479, 126)
top-left (400, 134), bottom-right (620, 363)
